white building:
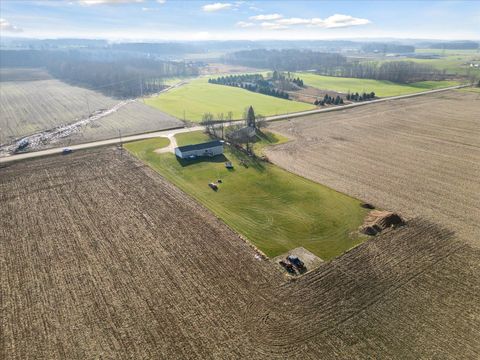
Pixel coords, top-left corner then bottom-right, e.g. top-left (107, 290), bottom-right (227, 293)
top-left (175, 140), bottom-right (224, 159)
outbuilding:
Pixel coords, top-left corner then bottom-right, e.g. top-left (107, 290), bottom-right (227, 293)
top-left (175, 140), bottom-right (224, 159)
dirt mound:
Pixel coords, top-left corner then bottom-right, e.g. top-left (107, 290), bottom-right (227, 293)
top-left (360, 210), bottom-right (405, 235)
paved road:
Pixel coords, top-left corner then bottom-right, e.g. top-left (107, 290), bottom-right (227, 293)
top-left (0, 126), bottom-right (203, 164)
top-left (0, 84), bottom-right (470, 164)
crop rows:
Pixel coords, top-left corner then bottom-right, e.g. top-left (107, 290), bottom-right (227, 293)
top-left (1, 147), bottom-right (478, 358)
top-left (0, 78), bottom-right (118, 140)
top-left (267, 90), bottom-right (480, 247)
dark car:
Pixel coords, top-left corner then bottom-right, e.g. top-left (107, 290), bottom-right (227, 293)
top-left (279, 260), bottom-right (295, 274)
top-left (287, 255), bottom-right (305, 270)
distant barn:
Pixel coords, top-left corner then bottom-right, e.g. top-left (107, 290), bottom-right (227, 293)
top-left (175, 140), bottom-right (224, 159)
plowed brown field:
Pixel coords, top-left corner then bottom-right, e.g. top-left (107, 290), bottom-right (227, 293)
top-left (267, 90), bottom-right (480, 247)
top-left (1, 148), bottom-right (479, 358)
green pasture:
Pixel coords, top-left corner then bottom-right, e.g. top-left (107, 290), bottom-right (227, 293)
top-left (126, 131), bottom-right (367, 260)
top-left (295, 72), bottom-right (460, 97)
top-left (145, 77), bottom-right (315, 121)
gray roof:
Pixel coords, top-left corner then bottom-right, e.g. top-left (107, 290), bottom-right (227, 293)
top-left (176, 140), bottom-right (223, 153)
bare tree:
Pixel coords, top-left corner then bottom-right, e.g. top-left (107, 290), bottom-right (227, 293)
top-left (216, 112), bottom-right (225, 139)
top-left (202, 112), bottom-right (214, 135)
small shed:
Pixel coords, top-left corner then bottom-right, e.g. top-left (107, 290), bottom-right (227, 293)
top-left (175, 140), bottom-right (224, 159)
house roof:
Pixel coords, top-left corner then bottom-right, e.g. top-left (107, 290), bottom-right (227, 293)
top-left (176, 140), bottom-right (223, 153)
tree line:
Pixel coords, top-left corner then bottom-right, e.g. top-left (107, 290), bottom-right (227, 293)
top-left (361, 43), bottom-right (415, 54)
top-left (208, 74), bottom-right (290, 99)
top-left (224, 49), bottom-right (446, 83)
top-left (346, 92), bottom-right (375, 101)
top-left (0, 50), bottom-right (199, 98)
top-left (319, 61), bottom-right (444, 83)
top-left (314, 94), bottom-right (343, 106)
top-left (225, 49), bottom-right (347, 71)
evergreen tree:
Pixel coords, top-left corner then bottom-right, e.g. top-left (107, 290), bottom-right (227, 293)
top-left (246, 106), bottom-right (256, 128)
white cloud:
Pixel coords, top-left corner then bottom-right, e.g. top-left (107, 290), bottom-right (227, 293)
top-left (156, 0), bottom-right (166, 3)
top-left (276, 17), bottom-right (310, 26)
top-left (0, 18), bottom-right (23, 33)
top-left (202, 2), bottom-right (233, 12)
top-left (250, 14), bottom-right (370, 30)
top-left (236, 21), bottom-right (254, 28)
top-left (310, 14), bottom-right (370, 28)
top-left (78, 0), bottom-right (144, 5)
top-left (260, 22), bottom-right (288, 30)
top-left (250, 13), bottom-right (282, 21)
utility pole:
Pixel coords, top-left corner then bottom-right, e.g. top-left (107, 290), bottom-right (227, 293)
top-left (140, 78), bottom-right (145, 103)
top-left (118, 129), bottom-right (123, 158)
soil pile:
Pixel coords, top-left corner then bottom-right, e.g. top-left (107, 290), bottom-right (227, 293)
top-left (360, 210), bottom-right (405, 235)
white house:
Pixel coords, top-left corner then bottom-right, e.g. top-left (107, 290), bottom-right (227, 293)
top-left (175, 140), bottom-right (224, 159)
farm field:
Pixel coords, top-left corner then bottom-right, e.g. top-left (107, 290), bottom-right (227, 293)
top-left (294, 72), bottom-right (460, 97)
top-left (267, 90), bottom-right (480, 247)
top-left (0, 72), bottom-right (118, 140)
top-left (365, 49), bottom-right (480, 77)
top-left (126, 131), bottom-right (367, 260)
top-left (62, 100), bottom-right (183, 145)
top-left (144, 77), bottom-right (315, 122)
top-left (0, 68), bottom-right (183, 152)
top-left (1, 148), bottom-right (479, 359)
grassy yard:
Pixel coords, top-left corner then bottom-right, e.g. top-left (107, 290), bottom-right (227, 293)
top-left (126, 131), bottom-right (367, 260)
top-left (296, 72), bottom-right (460, 97)
top-left (145, 77), bottom-right (315, 122)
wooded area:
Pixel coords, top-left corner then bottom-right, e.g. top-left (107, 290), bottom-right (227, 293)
top-left (320, 61), bottom-right (444, 83)
top-left (0, 50), bottom-right (199, 98)
top-left (226, 49), bottom-right (347, 71)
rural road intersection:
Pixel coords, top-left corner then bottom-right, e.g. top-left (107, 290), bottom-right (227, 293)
top-left (0, 84), bottom-right (469, 164)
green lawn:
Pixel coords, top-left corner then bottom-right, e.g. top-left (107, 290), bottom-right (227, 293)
top-left (145, 77), bottom-right (315, 122)
top-left (296, 72), bottom-right (460, 97)
top-left (126, 131), bottom-right (367, 260)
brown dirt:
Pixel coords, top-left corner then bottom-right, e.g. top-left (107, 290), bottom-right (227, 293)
top-left (0, 69), bottom-right (182, 149)
top-left (360, 210), bottom-right (405, 235)
top-left (288, 85), bottom-right (348, 104)
top-left (1, 148), bottom-right (479, 358)
top-left (266, 90), bottom-right (480, 248)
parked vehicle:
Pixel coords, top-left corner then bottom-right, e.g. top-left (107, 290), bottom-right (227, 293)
top-left (62, 148), bottom-right (73, 155)
top-left (287, 255), bottom-right (305, 270)
top-left (279, 260), bottom-right (295, 274)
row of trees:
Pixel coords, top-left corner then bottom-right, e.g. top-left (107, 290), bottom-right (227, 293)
top-left (201, 106), bottom-right (267, 155)
top-left (319, 61), bottom-right (443, 83)
top-left (314, 94), bottom-right (343, 106)
top-left (291, 77), bottom-right (304, 87)
top-left (208, 74), bottom-right (290, 99)
top-left (346, 92), bottom-right (376, 101)
top-left (208, 74), bottom-right (263, 85)
top-left (226, 49), bottom-right (347, 71)
top-left (225, 49), bottom-right (445, 83)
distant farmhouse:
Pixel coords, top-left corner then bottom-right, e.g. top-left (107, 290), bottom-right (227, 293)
top-left (175, 140), bottom-right (224, 159)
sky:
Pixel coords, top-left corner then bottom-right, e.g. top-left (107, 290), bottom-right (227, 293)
top-left (0, 0), bottom-right (479, 41)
